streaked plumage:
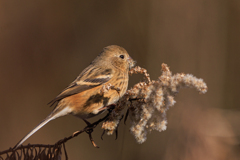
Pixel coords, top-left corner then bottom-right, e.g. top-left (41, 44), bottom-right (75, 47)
top-left (14, 45), bottom-right (135, 149)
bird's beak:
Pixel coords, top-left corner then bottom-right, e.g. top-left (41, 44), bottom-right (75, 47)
top-left (127, 56), bottom-right (136, 69)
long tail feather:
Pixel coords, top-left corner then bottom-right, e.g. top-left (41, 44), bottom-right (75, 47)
top-left (13, 114), bottom-right (54, 149)
top-left (13, 106), bottom-right (72, 149)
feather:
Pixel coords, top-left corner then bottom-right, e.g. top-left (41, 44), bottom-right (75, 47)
top-left (48, 66), bottom-right (114, 106)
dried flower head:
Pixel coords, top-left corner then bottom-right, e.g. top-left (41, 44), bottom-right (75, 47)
top-left (102, 63), bottom-right (208, 143)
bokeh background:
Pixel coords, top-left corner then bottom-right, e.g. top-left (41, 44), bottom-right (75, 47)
top-left (0, 0), bottom-right (240, 159)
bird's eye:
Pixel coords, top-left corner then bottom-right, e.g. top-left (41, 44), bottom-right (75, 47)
top-left (119, 55), bottom-right (124, 59)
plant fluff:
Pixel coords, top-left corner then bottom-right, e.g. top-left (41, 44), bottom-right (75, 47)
top-left (102, 63), bottom-right (208, 143)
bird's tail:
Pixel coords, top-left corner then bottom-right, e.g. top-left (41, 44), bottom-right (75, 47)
top-left (13, 106), bottom-right (72, 149)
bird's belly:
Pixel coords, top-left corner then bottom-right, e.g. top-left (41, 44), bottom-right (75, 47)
top-left (61, 75), bottom-right (128, 119)
top-left (64, 89), bottom-right (119, 119)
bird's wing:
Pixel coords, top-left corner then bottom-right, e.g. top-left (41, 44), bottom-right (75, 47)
top-left (48, 65), bottom-right (114, 106)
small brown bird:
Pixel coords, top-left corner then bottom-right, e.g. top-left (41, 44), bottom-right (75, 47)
top-left (14, 45), bottom-right (135, 148)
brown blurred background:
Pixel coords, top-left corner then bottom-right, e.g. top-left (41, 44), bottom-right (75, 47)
top-left (0, 0), bottom-right (240, 160)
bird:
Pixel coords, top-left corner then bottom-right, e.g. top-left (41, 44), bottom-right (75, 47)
top-left (14, 45), bottom-right (136, 149)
